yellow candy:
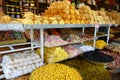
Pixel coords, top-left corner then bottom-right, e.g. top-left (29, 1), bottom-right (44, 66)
top-left (35, 47), bottom-right (69, 63)
top-left (30, 63), bottom-right (82, 80)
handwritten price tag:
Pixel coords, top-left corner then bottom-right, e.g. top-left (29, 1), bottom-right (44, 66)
top-left (109, 24), bottom-right (112, 26)
top-left (115, 24), bottom-right (118, 27)
top-left (95, 23), bottom-right (100, 28)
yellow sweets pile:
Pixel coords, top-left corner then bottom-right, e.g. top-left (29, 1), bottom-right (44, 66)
top-left (84, 40), bottom-right (107, 49)
top-left (42, 0), bottom-right (81, 24)
top-left (78, 6), bottom-right (94, 24)
top-left (0, 11), bottom-right (12, 23)
top-left (18, 12), bottom-right (34, 24)
top-left (42, 0), bottom-right (112, 24)
top-left (78, 6), bottom-right (113, 24)
top-left (35, 47), bottom-right (69, 63)
top-left (106, 11), bottom-right (120, 24)
top-left (44, 47), bottom-right (69, 63)
top-left (18, 12), bottom-right (64, 24)
top-left (30, 63), bottom-right (82, 80)
top-left (93, 11), bottom-right (112, 24)
top-left (17, 0), bottom-right (119, 25)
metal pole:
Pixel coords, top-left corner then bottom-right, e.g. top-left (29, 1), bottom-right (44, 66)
top-left (82, 27), bottom-right (85, 34)
top-left (93, 27), bottom-right (97, 47)
top-left (107, 25), bottom-right (110, 44)
top-left (82, 27), bottom-right (85, 44)
top-left (30, 25), bottom-right (34, 51)
top-left (40, 28), bottom-right (44, 62)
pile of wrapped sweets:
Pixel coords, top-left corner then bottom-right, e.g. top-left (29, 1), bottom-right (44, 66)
top-left (2, 50), bottom-right (43, 79)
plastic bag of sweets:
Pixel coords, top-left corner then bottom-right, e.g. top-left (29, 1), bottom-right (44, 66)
top-left (63, 45), bottom-right (82, 58)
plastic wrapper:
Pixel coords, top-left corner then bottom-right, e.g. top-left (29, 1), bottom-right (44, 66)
top-left (63, 45), bottom-right (82, 58)
top-left (105, 44), bottom-right (120, 53)
top-left (62, 34), bottom-right (82, 44)
top-left (78, 45), bottom-right (95, 52)
top-left (44, 35), bottom-right (68, 47)
top-left (2, 50), bottom-right (43, 79)
top-left (73, 44), bottom-right (95, 52)
top-left (60, 28), bottom-right (80, 35)
top-left (99, 51), bottom-right (120, 69)
top-left (36, 47), bottom-right (69, 63)
top-left (85, 40), bottom-right (107, 49)
top-left (95, 40), bottom-right (107, 49)
top-left (79, 34), bottom-right (94, 41)
top-left (24, 29), bottom-right (40, 41)
top-left (61, 33), bottom-right (94, 44)
top-left (44, 47), bottom-right (69, 63)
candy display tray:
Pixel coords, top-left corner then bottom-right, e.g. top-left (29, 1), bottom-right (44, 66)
top-left (0, 34), bottom-right (26, 46)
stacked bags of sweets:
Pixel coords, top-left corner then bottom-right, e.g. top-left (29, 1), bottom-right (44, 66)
top-left (18, 11), bottom-right (64, 25)
top-left (106, 12), bottom-right (120, 24)
top-left (42, 0), bottom-right (86, 24)
top-left (44, 35), bottom-right (68, 47)
top-left (36, 47), bottom-right (69, 63)
top-left (2, 50), bottom-right (43, 79)
top-left (0, 11), bottom-right (21, 24)
top-left (44, 47), bottom-right (69, 63)
top-left (73, 44), bottom-right (95, 52)
top-left (78, 5), bottom-right (94, 24)
top-left (99, 50), bottom-right (120, 68)
top-left (95, 40), bottom-right (107, 49)
top-left (0, 31), bottom-right (26, 45)
top-left (0, 11), bottom-right (13, 23)
top-left (60, 28), bottom-right (82, 43)
top-left (101, 44), bottom-right (120, 68)
top-left (63, 45), bottom-right (82, 58)
top-left (84, 40), bottom-right (107, 49)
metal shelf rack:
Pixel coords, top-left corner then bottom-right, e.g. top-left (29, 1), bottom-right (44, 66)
top-left (0, 24), bottom-right (112, 79)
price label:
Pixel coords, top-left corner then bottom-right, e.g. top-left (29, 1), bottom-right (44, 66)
top-left (95, 23), bottom-right (100, 28)
top-left (115, 24), bottom-right (118, 27)
top-left (109, 24), bottom-right (112, 26)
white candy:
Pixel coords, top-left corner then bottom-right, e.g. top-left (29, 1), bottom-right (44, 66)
top-left (2, 50), bottom-right (43, 79)
top-left (79, 45), bottom-right (95, 52)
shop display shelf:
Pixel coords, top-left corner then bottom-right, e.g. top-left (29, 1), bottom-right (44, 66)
top-left (0, 62), bottom-right (44, 79)
top-left (0, 42), bottom-right (40, 54)
top-left (97, 34), bottom-right (108, 38)
top-left (0, 24), bottom-right (113, 30)
top-left (29, 24), bottom-right (112, 29)
top-left (82, 38), bottom-right (94, 42)
top-left (110, 31), bottom-right (120, 34)
top-left (0, 23), bottom-right (112, 79)
top-left (0, 24), bottom-right (24, 31)
top-left (23, 24), bottom-right (95, 29)
top-left (111, 42), bottom-right (120, 46)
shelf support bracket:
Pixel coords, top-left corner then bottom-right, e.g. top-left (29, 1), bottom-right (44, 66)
top-left (30, 25), bottom-right (34, 51)
top-left (40, 28), bottom-right (44, 63)
top-left (107, 25), bottom-right (111, 44)
top-left (93, 27), bottom-right (97, 47)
